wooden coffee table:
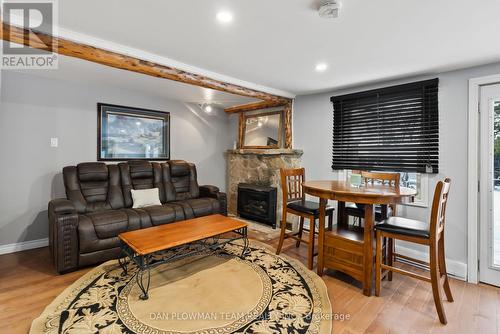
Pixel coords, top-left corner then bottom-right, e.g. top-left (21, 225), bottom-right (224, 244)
top-left (118, 214), bottom-right (248, 300)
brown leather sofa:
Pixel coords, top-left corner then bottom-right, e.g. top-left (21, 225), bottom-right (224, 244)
top-left (48, 160), bottom-right (227, 273)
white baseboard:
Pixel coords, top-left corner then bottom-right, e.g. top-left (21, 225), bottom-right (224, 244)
top-left (395, 244), bottom-right (467, 281)
top-left (0, 238), bottom-right (49, 255)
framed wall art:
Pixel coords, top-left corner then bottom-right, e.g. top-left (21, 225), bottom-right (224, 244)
top-left (97, 103), bottom-right (170, 161)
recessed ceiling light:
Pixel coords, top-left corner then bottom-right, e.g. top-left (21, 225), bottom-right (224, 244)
top-left (315, 62), bottom-right (328, 72)
top-left (216, 11), bottom-right (233, 24)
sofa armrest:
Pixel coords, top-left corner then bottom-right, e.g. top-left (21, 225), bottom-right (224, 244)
top-left (48, 199), bottom-right (79, 274)
top-left (49, 198), bottom-right (77, 215)
top-left (200, 185), bottom-right (227, 216)
top-left (199, 185), bottom-right (220, 196)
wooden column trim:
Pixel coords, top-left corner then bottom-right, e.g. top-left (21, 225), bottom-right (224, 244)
top-left (224, 100), bottom-right (289, 114)
top-left (237, 113), bottom-right (246, 149)
top-left (1, 22), bottom-right (290, 103)
top-left (284, 102), bottom-right (293, 149)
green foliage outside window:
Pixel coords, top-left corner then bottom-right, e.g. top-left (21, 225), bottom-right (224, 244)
top-left (494, 102), bottom-right (500, 181)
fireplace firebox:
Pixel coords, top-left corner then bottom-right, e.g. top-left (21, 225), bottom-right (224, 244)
top-left (237, 183), bottom-right (277, 229)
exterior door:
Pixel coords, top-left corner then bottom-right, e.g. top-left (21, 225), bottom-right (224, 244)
top-left (479, 83), bottom-right (500, 286)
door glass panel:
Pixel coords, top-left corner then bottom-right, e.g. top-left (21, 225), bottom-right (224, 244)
top-left (479, 84), bottom-right (500, 286)
top-left (494, 101), bottom-right (500, 266)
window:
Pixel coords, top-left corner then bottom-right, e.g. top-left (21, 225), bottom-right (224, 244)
top-left (331, 79), bottom-right (439, 173)
top-left (399, 172), bottom-right (428, 207)
top-left (343, 170), bottom-right (429, 207)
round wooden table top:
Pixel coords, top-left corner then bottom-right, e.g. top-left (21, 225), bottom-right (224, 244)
top-left (302, 180), bottom-right (417, 205)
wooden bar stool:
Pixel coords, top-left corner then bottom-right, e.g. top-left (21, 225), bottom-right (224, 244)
top-left (276, 168), bottom-right (334, 269)
top-left (374, 178), bottom-right (453, 325)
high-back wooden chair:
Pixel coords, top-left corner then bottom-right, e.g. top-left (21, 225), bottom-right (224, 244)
top-left (362, 171), bottom-right (401, 186)
top-left (344, 171), bottom-right (401, 225)
top-left (276, 168), bottom-right (334, 269)
top-left (374, 178), bottom-right (453, 324)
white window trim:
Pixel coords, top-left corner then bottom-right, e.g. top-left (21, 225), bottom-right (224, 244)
top-left (401, 173), bottom-right (429, 208)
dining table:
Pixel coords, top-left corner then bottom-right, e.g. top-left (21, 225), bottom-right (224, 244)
top-left (302, 180), bottom-right (417, 296)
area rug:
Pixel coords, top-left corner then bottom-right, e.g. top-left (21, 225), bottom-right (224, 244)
top-left (232, 216), bottom-right (283, 241)
top-left (30, 240), bottom-right (332, 334)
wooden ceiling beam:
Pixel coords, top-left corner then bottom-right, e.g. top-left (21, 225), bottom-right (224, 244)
top-left (224, 100), bottom-right (289, 114)
top-left (1, 22), bottom-right (291, 104)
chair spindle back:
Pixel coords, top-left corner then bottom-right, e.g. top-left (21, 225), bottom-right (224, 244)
top-left (430, 178), bottom-right (451, 237)
top-left (280, 168), bottom-right (306, 204)
top-left (361, 171), bottom-right (400, 187)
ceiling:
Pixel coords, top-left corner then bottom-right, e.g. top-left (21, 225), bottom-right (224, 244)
top-left (54, 0), bottom-right (500, 95)
top-left (17, 55), bottom-right (259, 108)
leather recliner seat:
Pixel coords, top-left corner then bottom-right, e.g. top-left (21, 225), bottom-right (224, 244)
top-left (48, 160), bottom-right (227, 273)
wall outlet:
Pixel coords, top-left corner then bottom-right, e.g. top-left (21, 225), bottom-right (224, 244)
top-left (50, 137), bottom-right (58, 148)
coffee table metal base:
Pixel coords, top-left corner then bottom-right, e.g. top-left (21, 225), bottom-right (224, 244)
top-left (118, 227), bottom-right (248, 300)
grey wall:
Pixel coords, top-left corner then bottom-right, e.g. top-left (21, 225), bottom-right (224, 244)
top-left (0, 71), bottom-right (231, 246)
top-left (294, 61), bottom-right (500, 270)
top-left (5, 60), bottom-right (500, 270)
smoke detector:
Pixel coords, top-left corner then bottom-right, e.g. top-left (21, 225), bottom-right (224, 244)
top-left (318, 0), bottom-right (341, 19)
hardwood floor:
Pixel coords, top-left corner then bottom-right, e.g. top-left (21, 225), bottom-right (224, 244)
top-left (0, 230), bottom-right (499, 333)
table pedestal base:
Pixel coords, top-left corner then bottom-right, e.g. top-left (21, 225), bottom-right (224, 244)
top-left (318, 201), bottom-right (375, 296)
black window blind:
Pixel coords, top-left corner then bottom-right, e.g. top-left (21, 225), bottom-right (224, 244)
top-left (331, 78), bottom-right (439, 173)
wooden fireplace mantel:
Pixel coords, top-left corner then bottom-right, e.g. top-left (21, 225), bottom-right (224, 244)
top-left (226, 149), bottom-right (303, 157)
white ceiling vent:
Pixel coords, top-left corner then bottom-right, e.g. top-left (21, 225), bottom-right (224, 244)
top-left (318, 0), bottom-right (341, 19)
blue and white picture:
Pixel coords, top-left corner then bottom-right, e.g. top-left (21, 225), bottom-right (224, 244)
top-left (98, 103), bottom-right (170, 160)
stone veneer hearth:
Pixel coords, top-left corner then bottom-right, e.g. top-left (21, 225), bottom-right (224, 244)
top-left (225, 149), bottom-right (303, 227)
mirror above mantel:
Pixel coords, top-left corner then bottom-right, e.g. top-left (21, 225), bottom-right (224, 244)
top-left (237, 105), bottom-right (292, 149)
top-left (241, 110), bottom-right (283, 149)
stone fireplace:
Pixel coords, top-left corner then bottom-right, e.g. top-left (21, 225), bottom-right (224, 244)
top-left (226, 149), bottom-right (303, 226)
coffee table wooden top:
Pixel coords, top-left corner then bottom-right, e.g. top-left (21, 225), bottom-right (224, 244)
top-left (119, 214), bottom-right (247, 255)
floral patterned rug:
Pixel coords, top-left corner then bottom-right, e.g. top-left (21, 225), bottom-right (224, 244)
top-left (30, 240), bottom-right (332, 334)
